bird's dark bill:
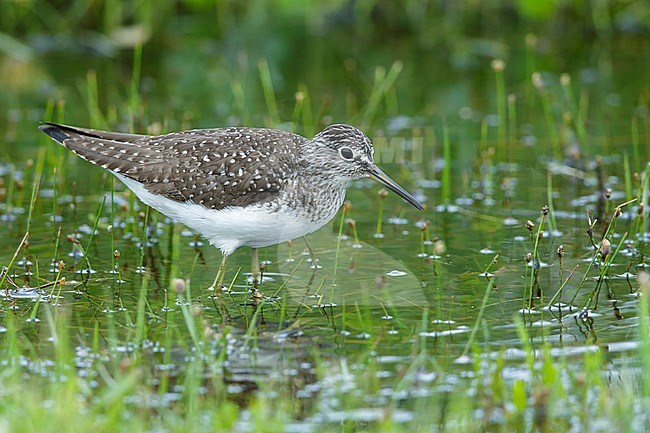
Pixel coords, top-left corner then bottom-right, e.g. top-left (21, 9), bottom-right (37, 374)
top-left (369, 166), bottom-right (423, 211)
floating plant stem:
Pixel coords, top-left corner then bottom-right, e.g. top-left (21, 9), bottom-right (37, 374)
top-left (480, 253), bottom-right (499, 277)
top-left (546, 263), bottom-right (579, 308)
top-left (227, 267), bottom-right (241, 292)
top-left (292, 90), bottom-right (304, 130)
top-left (14, 165), bottom-right (27, 212)
top-left (52, 226), bottom-right (62, 274)
top-left (606, 198), bottom-right (636, 241)
top-left (604, 188), bottom-right (613, 223)
top-left (4, 167), bottom-right (16, 216)
top-left (638, 272), bottom-right (650, 397)
top-left (347, 219), bottom-right (360, 246)
top-left (585, 231), bottom-right (628, 309)
top-left (571, 211), bottom-right (604, 305)
top-left (624, 152), bottom-right (633, 202)
top-left (0, 268), bottom-right (20, 290)
top-left (48, 260), bottom-right (67, 301)
top-left (311, 274), bottom-right (328, 308)
top-left (560, 73), bottom-right (587, 146)
top-left (92, 321), bottom-right (100, 353)
top-left (523, 34), bottom-right (537, 106)
top-left (112, 249), bottom-right (122, 284)
top-left (571, 199), bottom-right (637, 305)
top-left (491, 59), bottom-right (507, 147)
top-left (375, 188), bottom-right (387, 238)
top-left (258, 58), bottom-right (280, 126)
top-left (642, 162), bottom-right (650, 236)
top-left (28, 260), bottom-right (43, 322)
top-left (33, 256), bottom-right (40, 287)
top-left (361, 61), bottom-right (403, 126)
top-left (532, 73), bottom-right (560, 160)
top-left (526, 206), bottom-right (547, 308)
top-left (138, 207), bottom-right (150, 272)
top-left (158, 310), bottom-right (174, 394)
top-left (419, 220), bottom-right (430, 258)
top-left (441, 119), bottom-right (451, 206)
top-left (231, 79), bottom-right (252, 126)
top-left (462, 269), bottom-right (497, 357)
top-left (330, 201), bottom-right (349, 291)
top-left (188, 242), bottom-right (202, 278)
top-left (481, 146), bottom-right (495, 205)
top-left (631, 115), bottom-right (641, 173)
top-left (134, 272), bottom-right (150, 345)
top-left (102, 0), bottom-right (123, 31)
top-left (431, 237), bottom-right (445, 277)
top-left (0, 233), bottom-right (29, 290)
top-left (507, 93), bottom-right (517, 146)
top-left (271, 257), bottom-right (305, 301)
top-left (179, 279), bottom-right (203, 347)
top-left (82, 69), bottom-right (107, 129)
top-left (109, 177), bottom-right (118, 277)
top-left (546, 170), bottom-right (558, 232)
top-left (385, 83), bottom-right (399, 117)
top-left (26, 146), bottom-right (46, 236)
top-left (286, 239), bottom-right (294, 263)
top-left (557, 245), bottom-right (564, 283)
top-left (52, 165), bottom-right (59, 239)
top-left (168, 222), bottom-right (181, 292)
top-left (242, 302), bottom-right (264, 350)
top-left (82, 195), bottom-right (106, 272)
top-left (128, 42), bottom-right (143, 132)
top-left (293, 83), bottom-right (314, 137)
top-left (41, 98), bottom-right (55, 131)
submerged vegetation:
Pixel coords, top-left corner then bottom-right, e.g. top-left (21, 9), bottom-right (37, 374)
top-left (1, 1), bottom-right (650, 431)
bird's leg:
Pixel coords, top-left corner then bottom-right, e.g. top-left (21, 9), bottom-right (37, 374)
top-left (207, 253), bottom-right (232, 324)
top-left (251, 247), bottom-right (260, 290)
top-left (210, 253), bottom-right (230, 292)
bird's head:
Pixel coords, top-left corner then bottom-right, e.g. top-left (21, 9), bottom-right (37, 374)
top-left (310, 124), bottom-right (423, 211)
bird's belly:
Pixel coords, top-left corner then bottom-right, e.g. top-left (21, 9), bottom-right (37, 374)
top-left (116, 174), bottom-right (342, 255)
top-left (206, 204), bottom-right (330, 249)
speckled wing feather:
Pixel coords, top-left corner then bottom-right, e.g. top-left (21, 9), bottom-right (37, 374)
top-left (40, 123), bottom-right (307, 210)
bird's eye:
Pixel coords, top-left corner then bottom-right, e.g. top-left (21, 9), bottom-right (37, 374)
top-left (339, 147), bottom-right (354, 160)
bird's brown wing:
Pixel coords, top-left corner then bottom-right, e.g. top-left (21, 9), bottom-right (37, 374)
top-left (40, 123), bottom-right (306, 210)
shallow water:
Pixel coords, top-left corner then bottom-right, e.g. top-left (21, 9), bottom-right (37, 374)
top-left (2, 141), bottom-right (646, 365)
top-left (1, 127), bottom-right (648, 431)
top-left (1, 7), bottom-right (650, 429)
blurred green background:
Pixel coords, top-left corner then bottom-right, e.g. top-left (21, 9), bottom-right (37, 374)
top-left (2, 0), bottom-right (649, 149)
top-left (1, 2), bottom-right (650, 432)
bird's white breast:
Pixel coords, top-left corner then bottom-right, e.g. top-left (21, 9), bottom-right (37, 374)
top-left (116, 174), bottom-right (340, 255)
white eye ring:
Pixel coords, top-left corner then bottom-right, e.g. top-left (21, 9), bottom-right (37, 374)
top-left (339, 147), bottom-right (354, 160)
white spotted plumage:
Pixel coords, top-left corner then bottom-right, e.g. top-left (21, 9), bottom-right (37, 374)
top-left (40, 122), bottom-right (422, 257)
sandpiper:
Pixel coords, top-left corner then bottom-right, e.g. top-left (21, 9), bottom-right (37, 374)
top-left (40, 122), bottom-right (423, 291)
